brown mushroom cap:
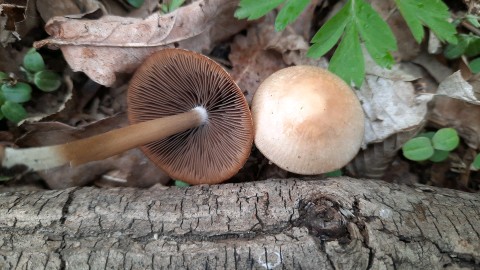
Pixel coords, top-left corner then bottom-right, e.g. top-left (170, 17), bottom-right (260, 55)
top-left (127, 48), bottom-right (253, 184)
top-left (251, 65), bottom-right (364, 174)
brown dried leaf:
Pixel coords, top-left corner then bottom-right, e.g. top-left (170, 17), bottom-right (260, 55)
top-left (429, 96), bottom-right (480, 150)
top-left (34, 0), bottom-right (246, 86)
top-left (36, 0), bottom-right (101, 22)
top-left (0, 0), bottom-right (40, 45)
top-left (17, 114), bottom-right (170, 188)
top-left (229, 15), bottom-right (326, 104)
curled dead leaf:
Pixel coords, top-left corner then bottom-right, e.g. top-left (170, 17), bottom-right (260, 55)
top-left (34, 0), bottom-right (246, 86)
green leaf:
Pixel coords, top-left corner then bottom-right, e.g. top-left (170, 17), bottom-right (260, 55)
top-left (328, 22), bottom-right (364, 87)
top-left (275, 0), bottom-right (310, 31)
top-left (23, 48), bottom-right (45, 73)
top-left (473, 153), bottom-right (480, 170)
top-left (444, 34), bottom-right (480, 59)
top-left (355, 0), bottom-right (397, 68)
top-left (161, 0), bottom-right (185, 13)
top-left (444, 35), bottom-right (469, 59)
top-left (417, 131), bottom-right (435, 140)
top-left (174, 180), bottom-right (190, 187)
top-left (0, 72), bottom-right (8, 85)
top-left (466, 14), bottom-right (480, 27)
top-left (469, 57), bottom-right (480, 73)
top-left (34, 70), bottom-right (61, 92)
top-left (429, 149), bottom-right (450, 162)
top-left (394, 0), bottom-right (457, 44)
top-left (432, 128), bottom-right (459, 151)
top-left (402, 137), bottom-right (434, 161)
top-left (307, 3), bottom-right (350, 58)
top-left (235, 0), bottom-right (284, 20)
top-left (126, 0), bottom-right (144, 8)
top-left (1, 82), bottom-right (32, 103)
top-left (1, 101), bottom-right (27, 123)
top-left (324, 169), bottom-right (342, 177)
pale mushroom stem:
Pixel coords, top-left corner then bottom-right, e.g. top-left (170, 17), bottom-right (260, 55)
top-left (2, 107), bottom-right (208, 171)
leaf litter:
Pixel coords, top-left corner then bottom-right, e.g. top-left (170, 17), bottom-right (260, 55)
top-left (0, 0), bottom-right (479, 191)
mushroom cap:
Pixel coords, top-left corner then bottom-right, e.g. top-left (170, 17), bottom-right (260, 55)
top-left (127, 48), bottom-right (253, 184)
top-left (251, 65), bottom-right (364, 174)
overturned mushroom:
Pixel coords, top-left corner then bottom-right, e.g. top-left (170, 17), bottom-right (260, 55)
top-left (251, 65), bottom-right (364, 174)
top-left (2, 49), bottom-right (254, 184)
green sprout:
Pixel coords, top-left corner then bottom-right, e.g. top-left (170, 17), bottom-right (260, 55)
top-left (174, 179), bottom-right (190, 187)
top-left (160, 0), bottom-right (185, 13)
top-left (126, 0), bottom-right (144, 8)
top-left (402, 128), bottom-right (460, 162)
top-left (473, 153), bottom-right (480, 170)
top-left (0, 48), bottom-right (62, 124)
top-left (235, 0), bottom-right (457, 87)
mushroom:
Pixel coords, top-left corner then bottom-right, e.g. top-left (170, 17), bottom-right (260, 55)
top-left (251, 65), bottom-right (364, 174)
top-left (1, 48), bottom-right (254, 184)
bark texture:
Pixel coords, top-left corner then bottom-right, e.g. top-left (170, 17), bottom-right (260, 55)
top-left (0, 177), bottom-right (479, 269)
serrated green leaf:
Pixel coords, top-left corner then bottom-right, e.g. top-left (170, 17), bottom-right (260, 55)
top-left (402, 137), bottom-right (434, 161)
top-left (469, 57), bottom-right (480, 73)
top-left (1, 82), bottom-right (32, 103)
top-left (307, 4), bottom-right (350, 58)
top-left (473, 153), bottom-right (480, 169)
top-left (126, 0), bottom-right (144, 8)
top-left (432, 128), bottom-right (459, 151)
top-left (429, 149), bottom-right (450, 162)
top-left (328, 23), bottom-right (364, 87)
top-left (23, 48), bottom-right (45, 73)
top-left (234, 0), bottom-right (284, 20)
top-left (355, 0), bottom-right (397, 68)
top-left (34, 70), bottom-right (61, 92)
top-left (395, 0), bottom-right (457, 44)
top-left (275, 0), bottom-right (310, 31)
top-left (1, 101), bottom-right (27, 123)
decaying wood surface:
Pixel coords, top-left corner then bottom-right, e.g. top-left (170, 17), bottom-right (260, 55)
top-left (0, 177), bottom-right (479, 269)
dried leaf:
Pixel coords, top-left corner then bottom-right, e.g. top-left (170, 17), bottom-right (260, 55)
top-left (357, 74), bottom-right (429, 145)
top-left (17, 114), bottom-right (170, 188)
top-left (0, 0), bottom-right (39, 45)
top-left (229, 19), bottom-right (287, 104)
top-left (229, 15), bottom-right (326, 104)
top-left (34, 0), bottom-right (246, 86)
top-left (36, 0), bottom-right (101, 22)
top-left (429, 96), bottom-right (480, 149)
top-left (435, 71), bottom-right (480, 105)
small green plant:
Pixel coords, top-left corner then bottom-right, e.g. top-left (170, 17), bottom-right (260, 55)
top-left (126, 0), bottom-right (145, 8)
top-left (473, 153), bottom-right (480, 170)
top-left (160, 0), bottom-right (185, 13)
top-left (174, 179), bottom-right (190, 187)
top-left (235, 0), bottom-right (457, 87)
top-left (0, 48), bottom-right (61, 123)
top-left (402, 128), bottom-right (460, 162)
top-left (444, 14), bottom-right (480, 73)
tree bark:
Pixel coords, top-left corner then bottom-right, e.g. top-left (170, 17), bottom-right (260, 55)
top-left (0, 177), bottom-right (479, 269)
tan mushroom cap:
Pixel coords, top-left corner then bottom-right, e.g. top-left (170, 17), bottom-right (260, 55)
top-left (128, 48), bottom-right (253, 184)
top-left (251, 65), bottom-right (365, 174)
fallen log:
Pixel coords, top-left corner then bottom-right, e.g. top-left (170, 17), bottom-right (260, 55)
top-left (0, 177), bottom-right (479, 269)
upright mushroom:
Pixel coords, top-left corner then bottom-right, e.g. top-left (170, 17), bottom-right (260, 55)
top-left (1, 48), bottom-right (254, 184)
top-left (252, 65), bottom-right (364, 174)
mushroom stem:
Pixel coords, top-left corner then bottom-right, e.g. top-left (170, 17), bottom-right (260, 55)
top-left (2, 107), bottom-right (208, 170)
